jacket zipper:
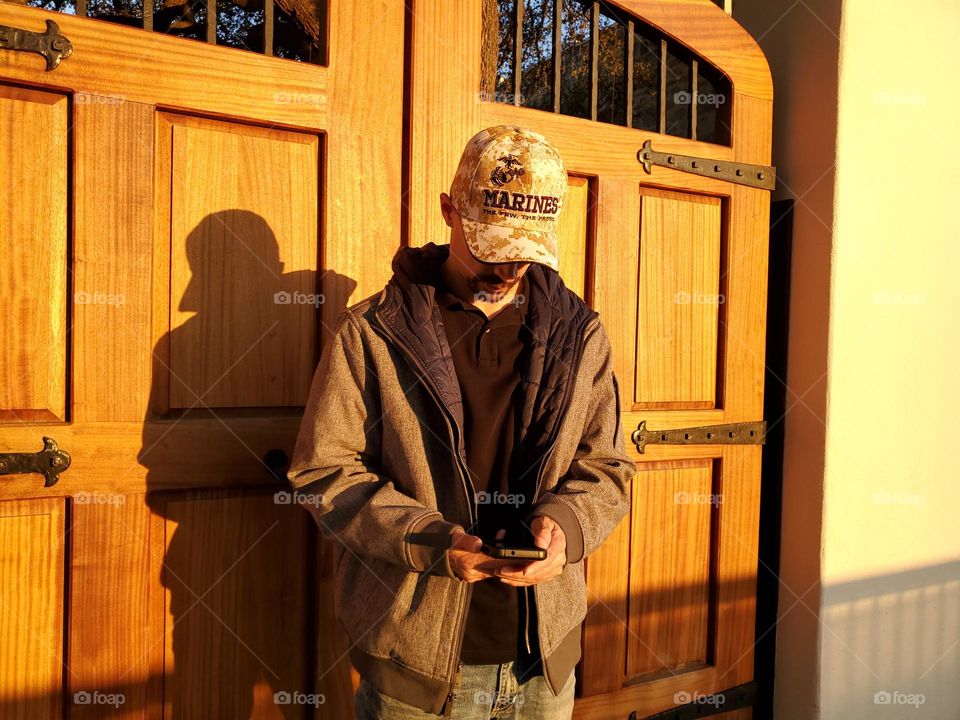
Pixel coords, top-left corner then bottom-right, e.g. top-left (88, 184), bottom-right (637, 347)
top-left (371, 310), bottom-right (478, 707)
top-left (373, 305), bottom-right (597, 700)
top-left (522, 311), bottom-right (597, 693)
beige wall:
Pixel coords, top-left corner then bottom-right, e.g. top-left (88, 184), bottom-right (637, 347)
top-left (735, 0), bottom-right (960, 717)
top-left (821, 0), bottom-right (960, 716)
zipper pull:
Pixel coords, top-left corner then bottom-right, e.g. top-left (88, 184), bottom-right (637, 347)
top-left (441, 662), bottom-right (463, 718)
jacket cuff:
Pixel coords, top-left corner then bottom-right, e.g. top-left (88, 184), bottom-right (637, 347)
top-left (527, 499), bottom-right (585, 565)
top-left (405, 515), bottom-right (464, 579)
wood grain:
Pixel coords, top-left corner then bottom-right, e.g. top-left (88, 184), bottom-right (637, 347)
top-left (0, 85), bottom-right (67, 423)
top-left (635, 188), bottom-right (722, 409)
top-left (0, 498), bottom-right (65, 719)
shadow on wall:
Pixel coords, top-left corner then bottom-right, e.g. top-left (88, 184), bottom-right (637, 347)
top-left (820, 559), bottom-right (960, 717)
top-left (136, 209), bottom-right (355, 717)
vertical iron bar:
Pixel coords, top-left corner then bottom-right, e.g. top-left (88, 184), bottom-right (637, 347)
top-left (207, 0), bottom-right (216, 43)
top-left (514, 0), bottom-right (524, 105)
top-left (76, 0), bottom-right (87, 17)
top-left (143, 0), bottom-right (152, 32)
top-left (553, 0), bottom-right (562, 113)
top-left (264, 0), bottom-right (273, 55)
top-left (658, 38), bottom-right (666, 134)
top-left (625, 18), bottom-right (633, 127)
top-left (691, 58), bottom-right (698, 140)
top-left (589, 0), bottom-right (598, 121)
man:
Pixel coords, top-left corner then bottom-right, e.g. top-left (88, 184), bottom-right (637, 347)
top-left (287, 125), bottom-right (636, 719)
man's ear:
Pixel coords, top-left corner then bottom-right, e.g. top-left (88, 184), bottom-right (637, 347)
top-left (439, 192), bottom-right (456, 228)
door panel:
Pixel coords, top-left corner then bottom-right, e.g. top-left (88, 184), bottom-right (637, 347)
top-left (556, 175), bottom-right (590, 300)
top-left (161, 113), bottom-right (319, 411)
top-left (627, 461), bottom-right (713, 677)
top-left (635, 188), bottom-right (722, 410)
top-left (0, 498), bottom-right (65, 719)
top-left (410, 2), bottom-right (772, 718)
top-left (0, 85), bottom-right (68, 423)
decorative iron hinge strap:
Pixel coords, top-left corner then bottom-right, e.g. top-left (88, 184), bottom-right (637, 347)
top-left (629, 680), bottom-right (759, 719)
top-left (637, 140), bottom-right (776, 191)
top-left (632, 420), bottom-right (766, 454)
top-left (0, 19), bottom-right (73, 70)
top-left (0, 436), bottom-right (71, 487)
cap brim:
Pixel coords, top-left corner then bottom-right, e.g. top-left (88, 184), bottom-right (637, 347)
top-left (460, 216), bottom-right (560, 272)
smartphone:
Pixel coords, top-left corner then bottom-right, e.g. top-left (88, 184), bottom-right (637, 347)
top-left (481, 542), bottom-right (547, 561)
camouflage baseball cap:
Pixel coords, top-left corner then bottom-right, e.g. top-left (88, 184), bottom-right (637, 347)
top-left (448, 124), bottom-right (566, 272)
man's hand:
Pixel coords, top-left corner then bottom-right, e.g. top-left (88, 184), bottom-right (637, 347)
top-left (448, 528), bottom-right (522, 583)
top-left (494, 515), bottom-right (566, 587)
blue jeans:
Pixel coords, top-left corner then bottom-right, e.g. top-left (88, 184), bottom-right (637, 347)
top-left (354, 661), bottom-right (575, 719)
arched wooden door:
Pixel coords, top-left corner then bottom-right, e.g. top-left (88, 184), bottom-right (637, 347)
top-left (0, 0), bottom-right (400, 716)
top-left (408, 1), bottom-right (773, 718)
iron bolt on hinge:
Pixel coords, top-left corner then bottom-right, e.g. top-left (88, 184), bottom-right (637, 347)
top-left (632, 420), bottom-right (766, 454)
top-left (0, 19), bottom-right (73, 70)
top-left (637, 139), bottom-right (776, 191)
top-left (0, 436), bottom-right (72, 487)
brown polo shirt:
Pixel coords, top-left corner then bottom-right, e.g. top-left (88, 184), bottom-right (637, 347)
top-left (434, 272), bottom-right (534, 665)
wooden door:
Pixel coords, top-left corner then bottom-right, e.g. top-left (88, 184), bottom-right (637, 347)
top-left (409, 1), bottom-right (772, 718)
top-left (0, 0), bottom-right (401, 716)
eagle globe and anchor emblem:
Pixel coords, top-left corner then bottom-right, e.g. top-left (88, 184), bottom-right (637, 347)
top-left (489, 154), bottom-right (526, 186)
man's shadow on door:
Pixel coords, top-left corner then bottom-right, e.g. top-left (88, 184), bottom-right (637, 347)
top-left (140, 210), bottom-right (355, 718)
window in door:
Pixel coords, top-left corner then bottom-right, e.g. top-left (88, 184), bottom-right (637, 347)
top-left (481, 0), bottom-right (732, 145)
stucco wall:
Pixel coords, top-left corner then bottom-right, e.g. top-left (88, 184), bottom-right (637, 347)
top-left (734, 0), bottom-right (960, 717)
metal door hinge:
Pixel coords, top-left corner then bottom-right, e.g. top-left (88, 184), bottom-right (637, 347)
top-left (632, 420), bottom-right (766, 453)
top-left (637, 140), bottom-right (776, 190)
top-left (0, 19), bottom-right (73, 70)
top-left (629, 680), bottom-right (758, 719)
top-left (0, 436), bottom-right (71, 487)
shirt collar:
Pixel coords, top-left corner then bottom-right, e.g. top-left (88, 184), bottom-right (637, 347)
top-left (436, 274), bottom-right (529, 324)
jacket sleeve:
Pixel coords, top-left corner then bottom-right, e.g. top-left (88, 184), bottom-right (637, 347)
top-left (526, 322), bottom-right (637, 565)
top-left (286, 308), bottom-right (463, 579)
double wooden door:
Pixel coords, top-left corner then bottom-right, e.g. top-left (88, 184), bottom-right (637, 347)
top-left (0, 0), bottom-right (772, 717)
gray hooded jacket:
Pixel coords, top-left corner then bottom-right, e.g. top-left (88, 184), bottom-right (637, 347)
top-left (287, 242), bottom-right (636, 714)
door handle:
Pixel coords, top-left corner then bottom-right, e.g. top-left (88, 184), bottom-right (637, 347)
top-left (0, 18), bottom-right (73, 70)
top-left (0, 436), bottom-right (71, 487)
